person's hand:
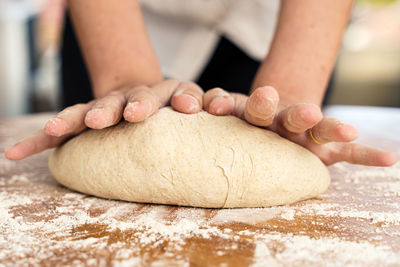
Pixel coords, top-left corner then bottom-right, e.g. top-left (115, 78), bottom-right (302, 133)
top-left (203, 86), bottom-right (398, 166)
top-left (5, 80), bottom-right (203, 160)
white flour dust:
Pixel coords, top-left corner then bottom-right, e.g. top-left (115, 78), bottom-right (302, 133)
top-left (1, 161), bottom-right (400, 266)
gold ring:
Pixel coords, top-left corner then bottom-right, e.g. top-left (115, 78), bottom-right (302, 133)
top-left (309, 128), bottom-right (325, 145)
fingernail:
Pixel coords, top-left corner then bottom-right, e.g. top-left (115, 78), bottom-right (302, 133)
top-left (215, 107), bottom-right (224, 115)
top-left (125, 101), bottom-right (145, 120)
top-left (250, 94), bottom-right (277, 114)
top-left (210, 96), bottom-right (226, 115)
top-left (266, 96), bottom-right (277, 104)
top-left (129, 101), bottom-right (140, 109)
top-left (85, 108), bottom-right (112, 127)
top-left (85, 109), bottom-right (99, 122)
top-left (48, 117), bottom-right (64, 126)
top-left (187, 96), bottom-right (200, 112)
top-left (46, 117), bottom-right (68, 136)
top-left (86, 108), bottom-right (102, 116)
top-left (174, 91), bottom-right (200, 112)
top-left (261, 96), bottom-right (277, 109)
top-left (252, 88), bottom-right (278, 105)
top-left (4, 147), bottom-right (13, 160)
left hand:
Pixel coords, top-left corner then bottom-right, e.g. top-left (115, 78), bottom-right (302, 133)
top-left (203, 86), bottom-right (398, 166)
top-left (5, 80), bottom-right (204, 161)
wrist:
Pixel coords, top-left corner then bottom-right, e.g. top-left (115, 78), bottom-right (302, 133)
top-left (251, 62), bottom-right (328, 109)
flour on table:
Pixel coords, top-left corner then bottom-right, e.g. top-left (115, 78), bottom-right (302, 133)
top-left (2, 166), bottom-right (400, 266)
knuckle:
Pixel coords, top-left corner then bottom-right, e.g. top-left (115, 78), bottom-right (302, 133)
top-left (283, 121), bottom-right (299, 133)
top-left (248, 109), bottom-right (274, 122)
top-left (249, 118), bottom-right (273, 127)
top-left (281, 112), bottom-right (303, 133)
top-left (312, 126), bottom-right (323, 141)
top-left (285, 109), bottom-right (298, 127)
top-left (245, 110), bottom-right (273, 126)
top-left (257, 117), bottom-right (274, 125)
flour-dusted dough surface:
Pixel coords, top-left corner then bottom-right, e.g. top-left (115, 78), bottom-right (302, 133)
top-left (49, 107), bottom-right (330, 208)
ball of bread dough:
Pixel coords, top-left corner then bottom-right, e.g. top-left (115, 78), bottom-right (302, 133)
top-left (49, 107), bottom-right (330, 208)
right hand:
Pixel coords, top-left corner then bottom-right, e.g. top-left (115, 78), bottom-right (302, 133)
top-left (5, 80), bottom-right (204, 160)
top-left (202, 86), bottom-right (397, 167)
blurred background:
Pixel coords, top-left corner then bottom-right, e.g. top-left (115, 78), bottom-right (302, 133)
top-left (0, 0), bottom-right (399, 118)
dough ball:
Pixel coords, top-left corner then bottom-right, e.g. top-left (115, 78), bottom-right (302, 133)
top-left (49, 107), bottom-right (330, 208)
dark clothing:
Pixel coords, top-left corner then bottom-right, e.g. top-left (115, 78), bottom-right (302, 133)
top-left (61, 14), bottom-right (93, 108)
top-left (196, 36), bottom-right (261, 94)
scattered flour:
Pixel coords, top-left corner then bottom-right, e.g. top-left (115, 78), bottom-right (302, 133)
top-left (252, 234), bottom-right (400, 266)
top-left (1, 154), bottom-right (400, 266)
top-left (280, 209), bottom-right (296, 220)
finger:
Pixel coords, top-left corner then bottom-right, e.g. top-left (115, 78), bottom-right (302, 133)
top-left (231, 93), bottom-right (248, 119)
top-left (85, 91), bottom-right (126, 129)
top-left (5, 130), bottom-right (71, 161)
top-left (123, 85), bottom-right (159, 122)
top-left (326, 143), bottom-right (398, 166)
top-left (171, 81), bottom-right (203, 114)
top-left (124, 80), bottom-right (184, 122)
top-left (45, 102), bottom-right (94, 137)
top-left (151, 80), bottom-right (182, 106)
top-left (244, 86), bottom-right (279, 127)
top-left (311, 117), bottom-right (359, 144)
top-left (203, 88), bottom-right (234, 115)
top-left (278, 103), bottom-right (323, 134)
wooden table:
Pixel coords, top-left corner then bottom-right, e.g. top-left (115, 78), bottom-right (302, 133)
top-left (1, 106), bottom-right (399, 266)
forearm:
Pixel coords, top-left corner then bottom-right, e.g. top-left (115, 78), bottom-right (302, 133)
top-left (252, 0), bottom-right (353, 108)
top-left (68, 0), bottom-right (162, 98)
